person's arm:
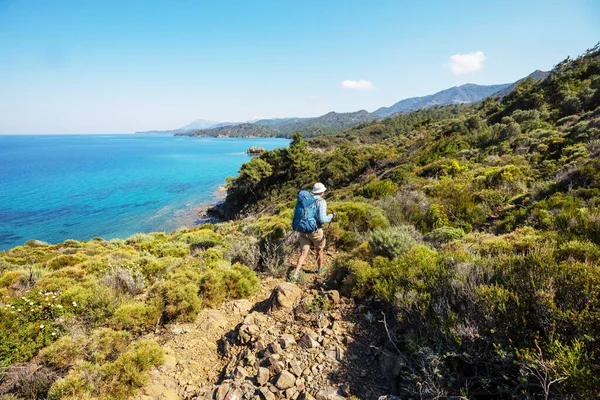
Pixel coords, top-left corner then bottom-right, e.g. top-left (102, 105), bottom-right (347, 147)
top-left (317, 199), bottom-right (333, 223)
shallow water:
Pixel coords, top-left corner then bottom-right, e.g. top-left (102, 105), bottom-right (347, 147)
top-left (0, 134), bottom-right (288, 250)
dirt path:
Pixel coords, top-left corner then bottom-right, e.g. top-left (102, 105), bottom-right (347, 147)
top-left (135, 278), bottom-right (284, 400)
top-left (135, 251), bottom-right (390, 400)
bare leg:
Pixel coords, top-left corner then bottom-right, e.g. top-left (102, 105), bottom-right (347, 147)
top-left (316, 248), bottom-right (324, 270)
top-left (293, 246), bottom-right (310, 278)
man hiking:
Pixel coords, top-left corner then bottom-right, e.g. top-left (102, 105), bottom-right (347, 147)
top-left (291, 182), bottom-right (334, 281)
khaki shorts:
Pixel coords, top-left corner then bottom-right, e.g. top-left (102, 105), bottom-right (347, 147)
top-left (299, 228), bottom-right (326, 250)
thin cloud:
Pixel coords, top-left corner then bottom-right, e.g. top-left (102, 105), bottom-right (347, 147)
top-left (341, 79), bottom-right (375, 90)
top-left (449, 51), bottom-right (485, 74)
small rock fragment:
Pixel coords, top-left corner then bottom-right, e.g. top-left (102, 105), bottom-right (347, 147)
top-left (274, 370), bottom-right (296, 390)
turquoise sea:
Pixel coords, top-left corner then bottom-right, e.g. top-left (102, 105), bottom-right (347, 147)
top-left (0, 135), bottom-right (289, 251)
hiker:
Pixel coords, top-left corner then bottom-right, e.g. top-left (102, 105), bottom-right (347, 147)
top-left (291, 182), bottom-right (334, 280)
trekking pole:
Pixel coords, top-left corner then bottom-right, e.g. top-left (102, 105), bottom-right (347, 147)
top-left (272, 230), bottom-right (295, 253)
top-left (323, 212), bottom-right (335, 249)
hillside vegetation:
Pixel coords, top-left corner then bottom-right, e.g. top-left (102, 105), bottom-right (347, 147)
top-left (215, 44), bottom-right (600, 398)
top-left (0, 45), bottom-right (599, 399)
top-left (177, 111), bottom-right (375, 139)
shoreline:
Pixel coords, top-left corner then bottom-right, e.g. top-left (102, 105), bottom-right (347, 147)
top-left (173, 185), bottom-right (228, 228)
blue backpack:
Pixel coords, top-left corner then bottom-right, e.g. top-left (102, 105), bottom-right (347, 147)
top-left (292, 190), bottom-right (320, 232)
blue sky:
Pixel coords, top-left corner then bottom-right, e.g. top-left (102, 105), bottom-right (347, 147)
top-left (0, 0), bottom-right (598, 134)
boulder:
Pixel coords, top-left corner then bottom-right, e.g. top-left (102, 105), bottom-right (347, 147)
top-left (268, 283), bottom-right (303, 311)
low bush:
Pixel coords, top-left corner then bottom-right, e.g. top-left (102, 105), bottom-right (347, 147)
top-left (104, 266), bottom-right (146, 295)
top-left (111, 302), bottom-right (160, 333)
top-left (358, 179), bottom-right (396, 199)
top-left (368, 226), bottom-right (419, 259)
top-left (150, 276), bottom-right (202, 323)
top-left (40, 335), bottom-right (87, 369)
top-left (99, 339), bottom-right (163, 398)
top-left (424, 226), bottom-right (465, 247)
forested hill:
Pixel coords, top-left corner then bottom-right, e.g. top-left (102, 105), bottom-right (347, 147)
top-left (176, 76), bottom-right (545, 139)
top-left (176, 110), bottom-right (375, 138)
top-left (212, 44), bottom-right (600, 398)
top-left (371, 82), bottom-right (512, 118)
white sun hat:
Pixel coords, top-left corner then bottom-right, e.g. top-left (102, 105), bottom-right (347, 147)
top-left (311, 182), bottom-right (327, 194)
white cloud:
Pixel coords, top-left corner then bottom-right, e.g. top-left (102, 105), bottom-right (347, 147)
top-left (449, 51), bottom-right (485, 74)
top-left (341, 79), bottom-right (374, 90)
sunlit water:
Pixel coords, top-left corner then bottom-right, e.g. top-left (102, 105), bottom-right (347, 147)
top-left (0, 134), bottom-right (289, 250)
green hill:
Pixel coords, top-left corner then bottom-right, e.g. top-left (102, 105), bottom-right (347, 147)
top-left (177, 110), bottom-right (375, 139)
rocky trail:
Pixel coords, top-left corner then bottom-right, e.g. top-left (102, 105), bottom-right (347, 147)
top-left (135, 267), bottom-right (400, 400)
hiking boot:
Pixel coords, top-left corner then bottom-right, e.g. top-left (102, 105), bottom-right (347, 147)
top-left (287, 272), bottom-right (300, 283)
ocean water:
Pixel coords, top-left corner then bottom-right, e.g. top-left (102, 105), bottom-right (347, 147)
top-left (0, 135), bottom-right (289, 251)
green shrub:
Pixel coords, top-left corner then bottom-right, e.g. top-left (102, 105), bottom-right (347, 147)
top-left (343, 259), bottom-right (379, 299)
top-left (45, 254), bottom-right (86, 270)
top-left (330, 202), bottom-right (390, 232)
top-left (36, 267), bottom-right (86, 292)
top-left (359, 179), bottom-right (397, 199)
top-left (139, 256), bottom-right (178, 279)
top-left (198, 263), bottom-right (259, 308)
top-left (221, 263), bottom-right (260, 299)
top-left (40, 335), bottom-right (87, 368)
top-left (60, 278), bottom-right (116, 325)
top-left (100, 339), bottom-right (164, 398)
top-left (369, 226), bottom-right (419, 259)
top-left (47, 361), bottom-right (102, 400)
top-left (0, 270), bottom-right (28, 288)
top-left (111, 302), bottom-right (160, 333)
top-left (374, 245), bottom-right (439, 311)
top-left (158, 242), bottom-right (190, 258)
top-left (88, 328), bottom-right (130, 364)
top-left (149, 270), bottom-right (202, 323)
top-left (424, 226), bottom-right (465, 246)
top-left (557, 239), bottom-right (600, 263)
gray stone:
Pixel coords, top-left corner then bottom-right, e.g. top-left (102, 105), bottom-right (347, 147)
top-left (257, 367), bottom-right (270, 385)
top-left (215, 382), bottom-right (231, 400)
top-left (238, 324), bottom-right (261, 344)
top-left (269, 361), bottom-right (283, 376)
top-left (259, 386), bottom-right (276, 400)
top-left (233, 366), bottom-right (248, 381)
top-left (288, 360), bottom-right (303, 377)
top-left (325, 290), bottom-right (340, 305)
top-left (279, 334), bottom-right (296, 349)
top-left (298, 334), bottom-right (319, 349)
top-left (274, 370), bottom-right (296, 390)
top-left (268, 283), bottom-right (302, 311)
top-left (285, 387), bottom-right (298, 399)
top-left (315, 386), bottom-right (345, 400)
top-left (268, 342), bottom-right (283, 354)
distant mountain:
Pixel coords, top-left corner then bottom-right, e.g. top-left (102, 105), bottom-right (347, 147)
top-left (177, 110), bottom-right (375, 138)
top-left (491, 70), bottom-right (550, 97)
top-left (142, 71), bottom-right (550, 138)
top-left (372, 83), bottom-right (511, 118)
top-left (135, 119), bottom-right (238, 135)
top-left (180, 119), bottom-right (220, 130)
